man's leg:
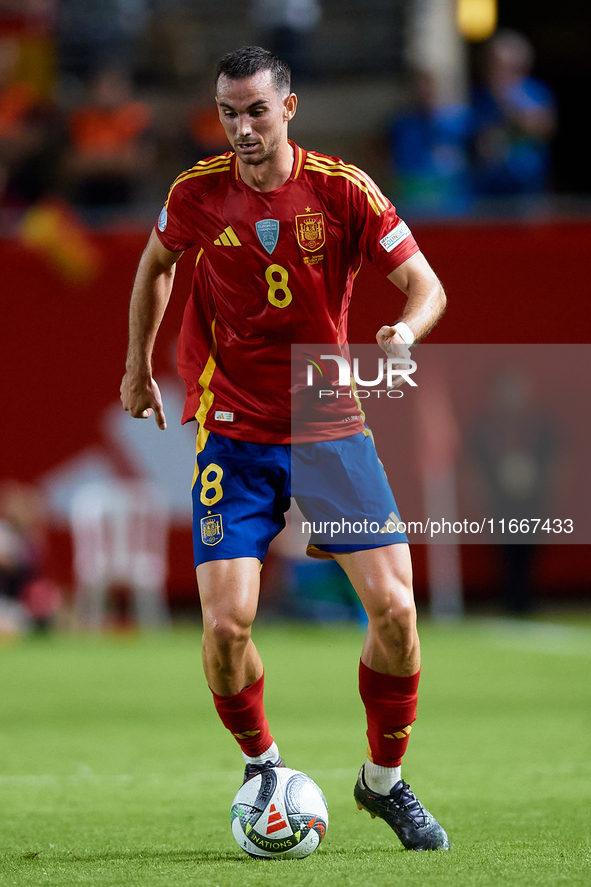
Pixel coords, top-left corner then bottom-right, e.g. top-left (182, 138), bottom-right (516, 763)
top-left (334, 543), bottom-right (449, 850)
top-left (197, 557), bottom-right (283, 775)
top-left (335, 543), bottom-right (419, 776)
top-left (335, 543), bottom-right (419, 675)
top-left (198, 557), bottom-right (263, 696)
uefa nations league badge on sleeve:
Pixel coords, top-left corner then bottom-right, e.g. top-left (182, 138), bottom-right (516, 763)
top-left (380, 221), bottom-right (411, 253)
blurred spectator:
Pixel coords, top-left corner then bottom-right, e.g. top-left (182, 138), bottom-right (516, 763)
top-left (387, 69), bottom-right (472, 216)
top-left (142, 5), bottom-right (206, 92)
top-left (470, 29), bottom-right (557, 198)
top-left (0, 480), bottom-right (60, 631)
top-left (0, 34), bottom-right (63, 210)
top-left (65, 66), bottom-right (154, 207)
top-left (58, 0), bottom-right (151, 81)
top-left (471, 370), bottom-right (558, 615)
top-left (249, 0), bottom-right (322, 79)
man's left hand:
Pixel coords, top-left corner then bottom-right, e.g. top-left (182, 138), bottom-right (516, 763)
top-left (376, 326), bottom-right (412, 389)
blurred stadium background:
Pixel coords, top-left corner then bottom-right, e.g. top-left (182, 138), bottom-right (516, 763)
top-left (1, 0), bottom-right (589, 629)
top-left (1, 3), bottom-right (590, 884)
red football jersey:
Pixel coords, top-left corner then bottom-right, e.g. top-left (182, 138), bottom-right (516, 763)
top-left (156, 142), bottom-right (419, 444)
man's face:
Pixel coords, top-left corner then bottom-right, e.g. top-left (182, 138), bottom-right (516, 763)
top-left (216, 70), bottom-right (296, 166)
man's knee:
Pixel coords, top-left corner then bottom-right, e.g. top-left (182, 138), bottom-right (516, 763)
top-left (197, 558), bottom-right (260, 650)
top-left (366, 584), bottom-right (417, 637)
top-left (203, 614), bottom-right (253, 653)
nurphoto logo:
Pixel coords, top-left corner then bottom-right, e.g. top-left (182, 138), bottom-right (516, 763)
top-left (305, 354), bottom-right (417, 399)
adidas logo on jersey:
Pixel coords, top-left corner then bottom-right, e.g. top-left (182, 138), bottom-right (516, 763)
top-left (214, 226), bottom-right (241, 246)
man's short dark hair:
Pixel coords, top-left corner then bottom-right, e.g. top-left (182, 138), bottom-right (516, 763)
top-left (215, 46), bottom-right (291, 95)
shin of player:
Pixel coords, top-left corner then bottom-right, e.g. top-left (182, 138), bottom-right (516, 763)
top-left (198, 556), bottom-right (283, 775)
top-left (335, 544), bottom-right (420, 793)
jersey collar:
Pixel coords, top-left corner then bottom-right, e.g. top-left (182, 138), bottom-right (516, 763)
top-left (231, 141), bottom-right (306, 188)
top-left (291, 141), bottom-right (305, 180)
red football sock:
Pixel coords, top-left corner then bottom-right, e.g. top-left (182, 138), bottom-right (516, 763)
top-left (359, 660), bottom-right (421, 767)
top-left (211, 673), bottom-right (274, 757)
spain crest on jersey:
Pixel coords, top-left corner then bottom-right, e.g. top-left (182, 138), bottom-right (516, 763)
top-left (296, 212), bottom-right (325, 252)
top-left (201, 514), bottom-right (223, 546)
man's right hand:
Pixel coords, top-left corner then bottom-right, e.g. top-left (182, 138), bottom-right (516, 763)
top-left (120, 372), bottom-right (167, 429)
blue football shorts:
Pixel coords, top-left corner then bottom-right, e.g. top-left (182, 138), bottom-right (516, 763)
top-left (191, 429), bottom-right (408, 567)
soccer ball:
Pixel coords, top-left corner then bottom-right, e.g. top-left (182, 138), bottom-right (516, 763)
top-left (231, 767), bottom-right (328, 859)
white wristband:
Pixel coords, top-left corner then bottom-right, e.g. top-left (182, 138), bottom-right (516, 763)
top-left (393, 321), bottom-right (415, 345)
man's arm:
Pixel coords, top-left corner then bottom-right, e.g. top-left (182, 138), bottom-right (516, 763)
top-left (377, 250), bottom-right (446, 351)
top-left (120, 229), bottom-right (183, 429)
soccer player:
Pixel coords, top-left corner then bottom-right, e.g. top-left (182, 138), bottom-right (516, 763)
top-left (120, 46), bottom-right (449, 851)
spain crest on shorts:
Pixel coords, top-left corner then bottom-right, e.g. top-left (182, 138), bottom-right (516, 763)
top-left (201, 514), bottom-right (223, 546)
top-left (296, 212), bottom-right (325, 252)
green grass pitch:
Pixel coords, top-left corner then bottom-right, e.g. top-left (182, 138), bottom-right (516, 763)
top-left (1, 617), bottom-right (590, 886)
